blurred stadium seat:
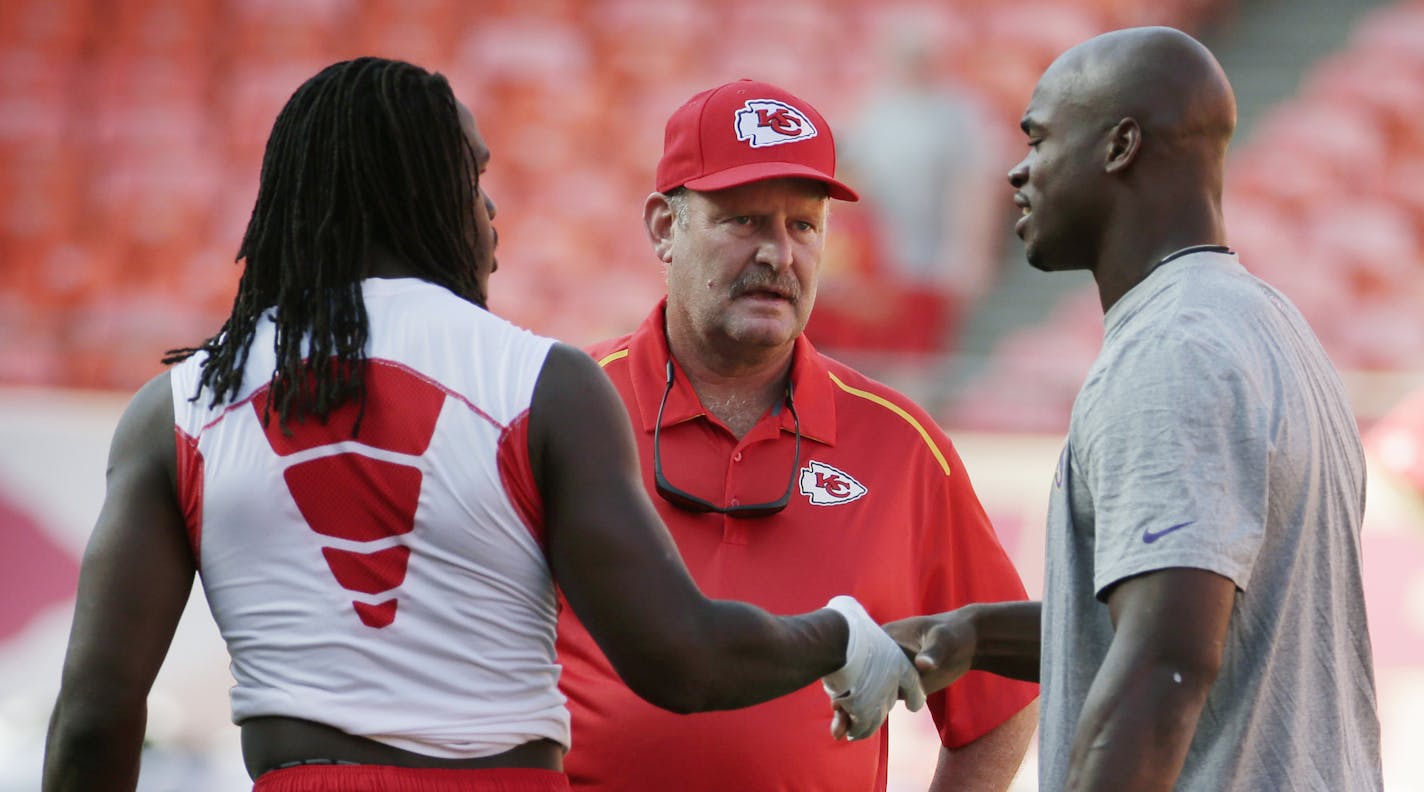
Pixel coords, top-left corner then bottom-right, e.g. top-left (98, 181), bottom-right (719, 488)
top-left (0, 0), bottom-right (91, 55)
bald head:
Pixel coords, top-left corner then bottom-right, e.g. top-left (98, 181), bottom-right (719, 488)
top-left (1008, 27), bottom-right (1236, 297)
top-left (1041, 26), bottom-right (1236, 158)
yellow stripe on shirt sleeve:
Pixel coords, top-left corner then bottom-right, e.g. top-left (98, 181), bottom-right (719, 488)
top-left (828, 371), bottom-right (951, 477)
top-left (597, 349), bottom-right (630, 367)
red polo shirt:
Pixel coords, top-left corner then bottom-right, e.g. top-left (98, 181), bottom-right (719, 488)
top-left (556, 301), bottom-right (1038, 791)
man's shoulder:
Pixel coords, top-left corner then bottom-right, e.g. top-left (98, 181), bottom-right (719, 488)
top-left (817, 353), bottom-right (957, 474)
top-left (584, 333), bottom-right (638, 370)
top-left (821, 355), bottom-right (938, 427)
top-left (582, 334), bottom-right (642, 398)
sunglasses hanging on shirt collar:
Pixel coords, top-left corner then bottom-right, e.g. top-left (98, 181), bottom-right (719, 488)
top-left (652, 359), bottom-right (802, 518)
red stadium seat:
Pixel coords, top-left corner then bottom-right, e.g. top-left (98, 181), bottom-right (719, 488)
top-left (584, 0), bottom-right (715, 86)
top-left (1330, 294), bottom-right (1424, 371)
top-left (104, 0), bottom-right (216, 59)
top-left (220, 59), bottom-right (332, 162)
top-left (352, 0), bottom-right (464, 65)
top-left (223, 0), bottom-right (352, 61)
top-left (0, 49), bottom-right (78, 147)
top-left (1228, 141), bottom-right (1344, 217)
top-left (1303, 53), bottom-right (1424, 160)
top-left (1381, 158), bottom-right (1424, 232)
top-left (0, 294), bottom-right (67, 385)
top-left (1304, 197), bottom-right (1420, 299)
top-left (0, 0), bottom-right (90, 54)
top-left (88, 56), bottom-right (210, 157)
top-left (453, 16), bottom-right (589, 86)
top-left (1252, 100), bottom-right (1391, 192)
top-left (980, 3), bottom-right (1108, 64)
top-left (0, 144), bottom-right (82, 252)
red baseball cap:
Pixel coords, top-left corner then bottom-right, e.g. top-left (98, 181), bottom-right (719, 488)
top-left (655, 79), bottom-right (859, 201)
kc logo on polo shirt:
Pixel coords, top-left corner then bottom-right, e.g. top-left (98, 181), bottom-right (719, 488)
top-left (799, 460), bottom-right (868, 506)
top-left (735, 99), bottom-right (819, 148)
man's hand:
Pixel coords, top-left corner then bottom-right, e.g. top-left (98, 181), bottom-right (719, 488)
top-left (821, 596), bottom-right (925, 741)
top-left (886, 602), bottom-right (1042, 692)
top-left (883, 611), bottom-right (977, 696)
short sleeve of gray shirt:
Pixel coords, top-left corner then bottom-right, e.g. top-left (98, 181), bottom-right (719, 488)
top-left (1077, 294), bottom-right (1271, 599)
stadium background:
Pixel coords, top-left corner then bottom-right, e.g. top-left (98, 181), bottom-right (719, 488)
top-left (2, 0), bottom-right (1422, 788)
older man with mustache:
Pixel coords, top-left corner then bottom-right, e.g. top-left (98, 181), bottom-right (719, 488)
top-left (553, 78), bottom-right (1040, 792)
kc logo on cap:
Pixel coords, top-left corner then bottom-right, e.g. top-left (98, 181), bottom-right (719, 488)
top-left (654, 78), bottom-right (858, 201)
top-left (735, 100), bottom-right (819, 148)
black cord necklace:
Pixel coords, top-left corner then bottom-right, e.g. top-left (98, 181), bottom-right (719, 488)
top-left (1155, 244), bottom-right (1233, 270)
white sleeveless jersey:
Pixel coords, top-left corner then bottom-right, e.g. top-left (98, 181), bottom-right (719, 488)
top-left (169, 278), bottom-right (564, 758)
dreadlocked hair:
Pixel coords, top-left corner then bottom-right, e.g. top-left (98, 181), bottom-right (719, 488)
top-left (165, 57), bottom-right (485, 436)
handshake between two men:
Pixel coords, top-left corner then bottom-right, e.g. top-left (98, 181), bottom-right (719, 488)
top-left (823, 599), bottom-right (1042, 741)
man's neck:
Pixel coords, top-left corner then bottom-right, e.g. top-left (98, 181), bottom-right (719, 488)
top-left (667, 329), bottom-right (794, 440)
top-left (363, 248), bottom-right (424, 280)
top-left (1094, 199), bottom-right (1226, 313)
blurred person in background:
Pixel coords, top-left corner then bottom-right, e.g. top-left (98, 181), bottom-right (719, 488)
top-left (830, 26), bottom-right (1004, 350)
top-left (41, 57), bottom-right (922, 792)
top-left (887, 26), bottom-right (1384, 792)
top-left (554, 78), bottom-right (1039, 792)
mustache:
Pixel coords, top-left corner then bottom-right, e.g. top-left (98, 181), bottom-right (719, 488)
top-left (731, 271), bottom-right (800, 301)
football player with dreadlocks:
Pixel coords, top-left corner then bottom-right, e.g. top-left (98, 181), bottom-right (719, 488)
top-left (42, 57), bottom-right (918, 792)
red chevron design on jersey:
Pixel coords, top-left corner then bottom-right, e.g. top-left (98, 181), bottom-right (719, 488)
top-left (254, 361), bottom-right (446, 457)
top-left (257, 360), bottom-right (446, 628)
top-left (285, 455), bottom-right (422, 541)
top-left (322, 545), bottom-right (412, 594)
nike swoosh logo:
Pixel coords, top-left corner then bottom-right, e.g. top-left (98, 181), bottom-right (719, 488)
top-left (1143, 520), bottom-right (1196, 544)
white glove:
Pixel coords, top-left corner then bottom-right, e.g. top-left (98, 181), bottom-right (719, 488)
top-left (821, 595), bottom-right (925, 740)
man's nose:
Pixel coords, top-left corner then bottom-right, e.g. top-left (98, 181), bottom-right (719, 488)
top-left (1007, 160), bottom-right (1028, 189)
top-left (756, 225), bottom-right (795, 271)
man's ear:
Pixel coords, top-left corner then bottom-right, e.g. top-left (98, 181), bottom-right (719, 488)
top-left (1104, 117), bottom-right (1141, 174)
top-left (644, 193), bottom-right (676, 263)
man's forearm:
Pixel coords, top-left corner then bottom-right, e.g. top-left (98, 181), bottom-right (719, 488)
top-left (683, 601), bottom-right (849, 712)
top-left (930, 700), bottom-right (1039, 792)
top-left (43, 700), bottom-right (146, 792)
top-left (884, 600), bottom-right (1041, 694)
top-left (1065, 659), bottom-right (1213, 791)
top-left (967, 601), bottom-right (1041, 682)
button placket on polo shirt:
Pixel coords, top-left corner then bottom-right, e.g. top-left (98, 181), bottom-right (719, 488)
top-left (720, 419), bottom-right (793, 545)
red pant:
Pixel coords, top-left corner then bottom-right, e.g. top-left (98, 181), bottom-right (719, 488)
top-left (253, 765), bottom-right (571, 792)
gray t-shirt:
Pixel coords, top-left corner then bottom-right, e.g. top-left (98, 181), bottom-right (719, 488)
top-left (1039, 251), bottom-right (1382, 791)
